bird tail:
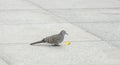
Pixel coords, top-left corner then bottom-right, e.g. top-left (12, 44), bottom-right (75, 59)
top-left (30, 39), bottom-right (46, 45)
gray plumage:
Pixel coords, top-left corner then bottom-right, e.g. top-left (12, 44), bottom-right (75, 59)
top-left (30, 30), bottom-right (68, 46)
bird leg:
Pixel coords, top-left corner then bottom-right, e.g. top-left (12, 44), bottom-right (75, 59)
top-left (53, 43), bottom-right (59, 46)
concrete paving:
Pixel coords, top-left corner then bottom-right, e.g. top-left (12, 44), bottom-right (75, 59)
top-left (27, 0), bottom-right (120, 9)
top-left (48, 9), bottom-right (120, 47)
top-left (0, 0), bottom-right (38, 9)
top-left (0, 0), bottom-right (120, 65)
top-left (0, 41), bottom-right (120, 65)
top-left (29, 0), bottom-right (120, 48)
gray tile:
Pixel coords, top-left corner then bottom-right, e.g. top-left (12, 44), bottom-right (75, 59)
top-left (0, 10), bottom-right (59, 24)
top-left (0, 23), bottom-right (100, 43)
top-left (0, 58), bottom-right (8, 65)
top-left (75, 23), bottom-right (120, 40)
top-left (27, 0), bottom-right (120, 9)
top-left (49, 9), bottom-right (120, 23)
top-left (73, 23), bottom-right (120, 48)
top-left (48, 8), bottom-right (120, 48)
top-left (0, 41), bottom-right (120, 65)
top-left (0, 0), bottom-right (39, 9)
top-left (107, 41), bottom-right (120, 48)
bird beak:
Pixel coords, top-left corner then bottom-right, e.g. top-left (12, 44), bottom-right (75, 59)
top-left (66, 33), bottom-right (68, 35)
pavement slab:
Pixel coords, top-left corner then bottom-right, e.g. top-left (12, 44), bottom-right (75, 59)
top-left (27, 0), bottom-right (120, 9)
top-left (0, 0), bottom-right (120, 65)
top-left (0, 41), bottom-right (119, 65)
top-left (0, 0), bottom-right (39, 9)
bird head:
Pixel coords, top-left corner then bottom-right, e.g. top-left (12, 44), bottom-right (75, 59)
top-left (60, 30), bottom-right (68, 35)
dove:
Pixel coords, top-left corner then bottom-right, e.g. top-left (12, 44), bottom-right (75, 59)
top-left (30, 30), bottom-right (68, 46)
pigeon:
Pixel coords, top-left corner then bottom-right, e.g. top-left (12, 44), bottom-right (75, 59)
top-left (30, 30), bottom-right (68, 46)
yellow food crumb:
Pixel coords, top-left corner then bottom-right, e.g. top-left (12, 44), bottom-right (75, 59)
top-left (65, 41), bottom-right (71, 45)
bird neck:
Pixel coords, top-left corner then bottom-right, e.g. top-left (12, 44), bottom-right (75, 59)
top-left (60, 32), bottom-right (65, 36)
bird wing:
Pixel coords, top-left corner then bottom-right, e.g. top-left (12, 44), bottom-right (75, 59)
top-left (44, 34), bottom-right (62, 43)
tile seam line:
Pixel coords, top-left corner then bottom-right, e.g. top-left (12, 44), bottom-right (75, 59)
top-left (69, 22), bottom-right (120, 23)
top-left (0, 57), bottom-right (11, 65)
top-left (23, 0), bottom-right (104, 41)
top-left (0, 21), bottom-right (120, 25)
top-left (0, 23), bottom-right (70, 26)
top-left (0, 8), bottom-right (120, 11)
top-left (47, 7), bottom-right (120, 10)
top-left (73, 24), bottom-right (115, 47)
top-left (23, 0), bottom-right (64, 23)
top-left (23, 0), bottom-right (79, 25)
top-left (0, 9), bottom-right (43, 11)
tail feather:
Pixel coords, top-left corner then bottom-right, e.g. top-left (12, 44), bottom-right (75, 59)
top-left (30, 39), bottom-right (46, 45)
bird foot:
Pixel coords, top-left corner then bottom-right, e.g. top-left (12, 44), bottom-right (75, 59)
top-left (52, 44), bottom-right (60, 46)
